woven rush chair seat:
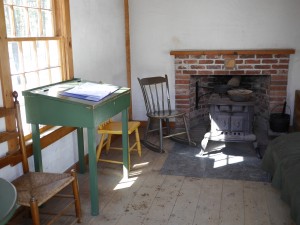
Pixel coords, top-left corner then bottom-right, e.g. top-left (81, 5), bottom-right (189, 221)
top-left (13, 172), bottom-right (74, 207)
top-left (96, 120), bottom-right (142, 169)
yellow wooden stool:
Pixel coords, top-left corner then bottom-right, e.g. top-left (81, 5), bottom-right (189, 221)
top-left (96, 120), bottom-right (142, 169)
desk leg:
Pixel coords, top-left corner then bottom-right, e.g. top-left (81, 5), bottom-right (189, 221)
top-left (122, 108), bottom-right (129, 179)
top-left (31, 124), bottom-right (43, 172)
top-left (87, 127), bottom-right (99, 216)
top-left (76, 127), bottom-right (85, 173)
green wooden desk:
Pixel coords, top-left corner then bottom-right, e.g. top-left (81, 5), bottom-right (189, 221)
top-left (22, 78), bottom-right (130, 216)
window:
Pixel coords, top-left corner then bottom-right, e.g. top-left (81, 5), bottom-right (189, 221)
top-left (0, 0), bottom-right (74, 138)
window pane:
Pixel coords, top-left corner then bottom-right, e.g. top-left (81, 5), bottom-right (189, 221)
top-left (41, 10), bottom-right (53, 36)
top-left (8, 42), bottom-right (23, 74)
top-left (14, 6), bottom-right (28, 37)
top-left (41, 0), bottom-right (51, 9)
top-left (39, 69), bottom-right (51, 86)
top-left (22, 42), bottom-right (37, 72)
top-left (4, 0), bottom-right (12, 5)
top-left (49, 40), bottom-right (60, 67)
top-left (4, 5), bottom-right (13, 37)
top-left (37, 41), bottom-right (48, 69)
top-left (50, 67), bottom-right (62, 83)
top-left (13, 0), bottom-right (26, 6)
top-left (27, 0), bottom-right (38, 8)
top-left (11, 74), bottom-right (26, 94)
top-left (25, 72), bottom-right (39, 89)
top-left (28, 8), bottom-right (39, 36)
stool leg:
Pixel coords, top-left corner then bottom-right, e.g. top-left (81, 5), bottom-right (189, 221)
top-left (96, 134), bottom-right (106, 161)
top-left (106, 134), bottom-right (112, 154)
top-left (135, 128), bottom-right (142, 157)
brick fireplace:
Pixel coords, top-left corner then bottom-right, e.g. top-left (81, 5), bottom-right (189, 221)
top-left (170, 49), bottom-right (295, 127)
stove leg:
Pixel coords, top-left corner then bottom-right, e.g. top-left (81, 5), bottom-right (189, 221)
top-left (253, 141), bottom-right (262, 159)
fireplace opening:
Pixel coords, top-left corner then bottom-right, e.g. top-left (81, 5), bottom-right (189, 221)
top-left (191, 75), bottom-right (271, 126)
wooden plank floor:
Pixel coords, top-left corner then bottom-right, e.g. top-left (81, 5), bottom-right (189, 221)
top-left (10, 141), bottom-right (295, 225)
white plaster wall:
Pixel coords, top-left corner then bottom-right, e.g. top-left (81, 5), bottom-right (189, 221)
top-left (69, 0), bottom-right (127, 87)
top-left (130, 0), bottom-right (300, 122)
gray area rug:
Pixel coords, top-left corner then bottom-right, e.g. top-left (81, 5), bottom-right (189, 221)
top-left (160, 139), bottom-right (270, 182)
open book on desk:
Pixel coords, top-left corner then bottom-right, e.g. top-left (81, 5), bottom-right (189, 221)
top-left (60, 82), bottom-right (120, 102)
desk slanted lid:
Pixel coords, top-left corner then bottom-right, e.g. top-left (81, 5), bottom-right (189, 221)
top-left (22, 79), bottom-right (130, 109)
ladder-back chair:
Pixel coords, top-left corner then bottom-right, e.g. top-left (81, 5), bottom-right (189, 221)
top-left (0, 91), bottom-right (81, 225)
top-left (138, 75), bottom-right (195, 153)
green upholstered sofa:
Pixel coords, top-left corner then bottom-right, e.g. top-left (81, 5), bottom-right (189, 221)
top-left (262, 132), bottom-right (300, 225)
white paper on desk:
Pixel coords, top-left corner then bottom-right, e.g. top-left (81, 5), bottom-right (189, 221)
top-left (63, 82), bottom-right (119, 100)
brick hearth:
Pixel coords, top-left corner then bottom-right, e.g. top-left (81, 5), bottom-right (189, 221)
top-left (170, 49), bottom-right (295, 127)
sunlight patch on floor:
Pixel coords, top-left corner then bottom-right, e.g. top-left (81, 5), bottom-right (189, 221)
top-left (114, 177), bottom-right (138, 190)
top-left (195, 142), bottom-right (244, 168)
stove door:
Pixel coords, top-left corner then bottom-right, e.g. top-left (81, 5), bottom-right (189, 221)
top-left (213, 114), bottom-right (230, 131)
top-left (230, 115), bottom-right (244, 132)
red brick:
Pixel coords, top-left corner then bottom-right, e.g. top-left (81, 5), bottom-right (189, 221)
top-left (190, 55), bottom-right (205, 59)
top-left (213, 71), bottom-right (229, 75)
top-left (175, 89), bottom-right (190, 95)
top-left (262, 59), bottom-right (278, 64)
top-left (206, 54), bottom-right (221, 59)
top-left (245, 59), bottom-right (261, 64)
top-left (198, 60), bottom-right (214, 64)
top-left (271, 80), bottom-right (288, 85)
top-left (175, 70), bottom-right (182, 75)
top-left (269, 90), bottom-right (287, 97)
top-left (223, 55), bottom-right (238, 59)
top-left (176, 100), bottom-right (190, 104)
top-left (270, 85), bottom-right (287, 91)
top-left (215, 60), bottom-right (224, 64)
top-left (274, 54), bottom-right (290, 58)
top-left (175, 79), bottom-right (190, 85)
top-left (263, 70), bottom-right (277, 75)
top-left (176, 95), bottom-right (190, 99)
top-left (269, 97), bottom-right (286, 102)
top-left (183, 70), bottom-right (197, 75)
top-left (176, 74), bottom-right (190, 80)
top-left (256, 54), bottom-right (274, 58)
top-left (237, 65), bottom-right (253, 69)
top-left (176, 55), bottom-right (190, 59)
top-left (245, 70), bottom-right (262, 75)
top-left (230, 70), bottom-right (245, 75)
top-left (239, 54), bottom-right (255, 59)
top-left (271, 75), bottom-right (288, 81)
top-left (197, 71), bottom-right (213, 75)
top-left (279, 59), bottom-right (289, 64)
top-left (183, 60), bottom-right (198, 64)
top-left (176, 65), bottom-right (188, 70)
top-left (175, 59), bottom-right (183, 64)
top-left (272, 65), bottom-right (289, 69)
top-left (206, 65), bottom-right (222, 70)
top-left (235, 60), bottom-right (244, 64)
top-left (190, 65), bottom-right (206, 69)
top-left (255, 65), bottom-right (271, 69)
top-left (277, 70), bottom-right (289, 75)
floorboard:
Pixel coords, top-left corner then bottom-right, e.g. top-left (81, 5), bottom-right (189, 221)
top-left (8, 135), bottom-right (295, 225)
